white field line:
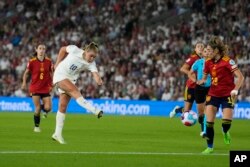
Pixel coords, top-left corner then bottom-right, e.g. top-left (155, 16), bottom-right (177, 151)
top-left (0, 151), bottom-right (228, 156)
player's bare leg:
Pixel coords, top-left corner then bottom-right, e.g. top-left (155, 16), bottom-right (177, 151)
top-left (52, 93), bottom-right (71, 144)
top-left (32, 96), bottom-right (42, 132)
top-left (41, 96), bottom-right (52, 118)
top-left (57, 79), bottom-right (103, 118)
top-left (222, 108), bottom-right (233, 145)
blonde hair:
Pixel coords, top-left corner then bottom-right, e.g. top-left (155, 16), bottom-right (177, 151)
top-left (83, 42), bottom-right (99, 53)
top-left (208, 36), bottom-right (228, 55)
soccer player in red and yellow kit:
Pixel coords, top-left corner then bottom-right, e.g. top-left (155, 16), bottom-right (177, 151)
top-left (170, 42), bottom-right (204, 119)
top-left (197, 37), bottom-right (244, 154)
top-left (22, 43), bottom-right (53, 132)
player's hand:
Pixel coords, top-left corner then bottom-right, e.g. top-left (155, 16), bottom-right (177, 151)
top-left (97, 79), bottom-right (103, 86)
top-left (190, 78), bottom-right (196, 83)
top-left (21, 83), bottom-right (27, 91)
top-left (196, 79), bottom-right (205, 85)
top-left (230, 89), bottom-right (238, 100)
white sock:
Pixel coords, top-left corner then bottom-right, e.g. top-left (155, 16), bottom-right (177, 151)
top-left (76, 97), bottom-right (100, 115)
top-left (55, 111), bottom-right (65, 137)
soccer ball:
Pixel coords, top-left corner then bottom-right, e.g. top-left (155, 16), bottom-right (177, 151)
top-left (181, 111), bottom-right (198, 126)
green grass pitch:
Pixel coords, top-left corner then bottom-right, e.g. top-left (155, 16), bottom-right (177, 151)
top-left (0, 112), bottom-right (249, 167)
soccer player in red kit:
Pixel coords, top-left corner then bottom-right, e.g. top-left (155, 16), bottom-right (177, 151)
top-left (22, 43), bottom-right (53, 132)
top-left (170, 42), bottom-right (204, 120)
top-left (197, 37), bottom-right (244, 154)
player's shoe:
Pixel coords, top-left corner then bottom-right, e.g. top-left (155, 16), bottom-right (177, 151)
top-left (34, 127), bottom-right (41, 133)
top-left (202, 147), bottom-right (214, 154)
top-left (52, 134), bottom-right (66, 144)
top-left (42, 112), bottom-right (48, 119)
top-left (200, 132), bottom-right (209, 140)
top-left (223, 132), bottom-right (231, 145)
top-left (97, 110), bottom-right (103, 119)
top-left (169, 106), bottom-right (179, 118)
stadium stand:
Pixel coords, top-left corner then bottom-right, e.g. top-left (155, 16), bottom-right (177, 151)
top-left (0, 0), bottom-right (249, 101)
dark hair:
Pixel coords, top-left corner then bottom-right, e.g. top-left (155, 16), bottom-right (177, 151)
top-left (191, 41), bottom-right (204, 55)
top-left (32, 39), bottom-right (45, 57)
top-left (208, 36), bottom-right (228, 55)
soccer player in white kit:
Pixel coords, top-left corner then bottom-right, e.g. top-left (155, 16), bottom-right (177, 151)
top-left (52, 42), bottom-right (103, 144)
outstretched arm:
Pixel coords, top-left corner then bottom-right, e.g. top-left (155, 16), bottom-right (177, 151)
top-left (54, 46), bottom-right (67, 69)
top-left (92, 72), bottom-right (103, 86)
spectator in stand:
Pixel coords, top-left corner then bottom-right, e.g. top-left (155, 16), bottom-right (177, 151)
top-left (0, 0), bottom-right (249, 101)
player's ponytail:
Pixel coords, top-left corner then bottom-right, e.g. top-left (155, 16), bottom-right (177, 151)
top-left (208, 36), bottom-right (228, 55)
top-left (83, 42), bottom-right (99, 53)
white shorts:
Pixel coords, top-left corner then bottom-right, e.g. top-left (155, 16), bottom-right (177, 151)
top-left (53, 73), bottom-right (77, 94)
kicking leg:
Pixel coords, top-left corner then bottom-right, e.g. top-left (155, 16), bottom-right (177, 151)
top-left (57, 79), bottom-right (103, 118)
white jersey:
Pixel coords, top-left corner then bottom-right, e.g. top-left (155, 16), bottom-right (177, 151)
top-left (53, 45), bottom-right (98, 84)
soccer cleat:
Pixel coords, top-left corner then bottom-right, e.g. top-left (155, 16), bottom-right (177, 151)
top-left (97, 110), bottom-right (103, 119)
top-left (34, 127), bottom-right (41, 133)
top-left (202, 147), bottom-right (214, 154)
top-left (42, 113), bottom-right (48, 119)
top-left (52, 134), bottom-right (66, 144)
top-left (200, 132), bottom-right (209, 140)
top-left (169, 106), bottom-right (179, 118)
top-left (223, 132), bottom-right (231, 145)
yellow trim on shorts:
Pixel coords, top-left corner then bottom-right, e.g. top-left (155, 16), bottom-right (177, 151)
top-left (184, 86), bottom-right (188, 100)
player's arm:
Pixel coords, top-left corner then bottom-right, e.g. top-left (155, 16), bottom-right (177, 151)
top-left (188, 62), bottom-right (198, 82)
top-left (180, 63), bottom-right (190, 75)
top-left (92, 72), bottom-right (103, 86)
top-left (197, 73), bottom-right (208, 85)
top-left (21, 69), bottom-right (30, 90)
top-left (231, 69), bottom-right (244, 99)
top-left (188, 69), bottom-right (197, 83)
top-left (54, 46), bottom-right (67, 69)
top-left (197, 61), bottom-right (209, 85)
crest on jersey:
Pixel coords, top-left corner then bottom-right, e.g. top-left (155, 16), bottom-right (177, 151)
top-left (186, 58), bottom-right (191, 63)
top-left (229, 59), bottom-right (236, 65)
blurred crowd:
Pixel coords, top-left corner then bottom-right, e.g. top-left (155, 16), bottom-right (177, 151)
top-left (0, 0), bottom-right (250, 101)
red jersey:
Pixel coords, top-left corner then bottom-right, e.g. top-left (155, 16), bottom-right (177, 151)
top-left (185, 54), bottom-right (200, 88)
top-left (27, 57), bottom-right (53, 94)
top-left (204, 56), bottom-right (238, 97)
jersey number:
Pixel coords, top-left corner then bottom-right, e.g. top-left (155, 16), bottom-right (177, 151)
top-left (212, 77), bottom-right (218, 86)
top-left (70, 64), bottom-right (78, 71)
top-left (40, 73), bottom-right (44, 80)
